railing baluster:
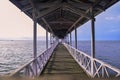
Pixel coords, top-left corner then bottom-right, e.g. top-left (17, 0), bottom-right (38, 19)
top-left (63, 43), bottom-right (120, 78)
top-left (9, 41), bottom-right (58, 77)
top-left (102, 66), bottom-right (104, 78)
top-left (104, 67), bottom-right (109, 77)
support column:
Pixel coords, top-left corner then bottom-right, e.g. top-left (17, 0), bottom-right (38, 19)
top-left (66, 34), bottom-right (69, 44)
top-left (50, 33), bottom-right (51, 45)
top-left (68, 34), bottom-right (69, 44)
top-left (75, 28), bottom-right (77, 49)
top-left (46, 30), bottom-right (48, 49)
top-left (90, 7), bottom-right (95, 76)
top-left (33, 12), bottom-right (37, 76)
top-left (33, 19), bottom-right (37, 58)
top-left (91, 9), bottom-right (95, 58)
top-left (70, 33), bottom-right (72, 46)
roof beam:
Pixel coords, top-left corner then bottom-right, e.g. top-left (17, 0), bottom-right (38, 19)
top-left (23, 0), bottom-right (61, 11)
top-left (29, 0), bottom-right (37, 19)
top-left (21, 5), bottom-right (32, 12)
top-left (103, 0), bottom-right (118, 10)
top-left (67, 0), bottom-right (105, 13)
top-left (93, 0), bottom-right (105, 11)
top-left (62, 3), bottom-right (91, 19)
top-left (48, 21), bottom-right (74, 24)
top-left (68, 0), bottom-right (92, 6)
top-left (66, 0), bottom-right (106, 33)
top-left (67, 0), bottom-right (91, 8)
top-left (28, 0), bottom-right (62, 19)
top-left (67, 17), bottom-right (84, 33)
top-left (36, 4), bottom-right (62, 18)
top-left (41, 18), bottom-right (54, 34)
top-left (36, 0), bottom-right (62, 9)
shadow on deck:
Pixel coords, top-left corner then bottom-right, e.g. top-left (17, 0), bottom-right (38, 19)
top-left (2, 44), bottom-right (120, 80)
top-left (40, 43), bottom-right (90, 80)
top-left (39, 43), bottom-right (120, 80)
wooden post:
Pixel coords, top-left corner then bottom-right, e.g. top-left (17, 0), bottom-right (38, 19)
top-left (70, 33), bottom-right (72, 46)
top-left (66, 35), bottom-right (68, 43)
top-left (46, 30), bottom-right (48, 49)
top-left (33, 18), bottom-right (37, 58)
top-left (90, 7), bottom-right (95, 77)
top-left (68, 34), bottom-right (70, 44)
top-left (32, 9), bottom-right (37, 76)
top-left (50, 33), bottom-right (53, 45)
top-left (75, 28), bottom-right (77, 49)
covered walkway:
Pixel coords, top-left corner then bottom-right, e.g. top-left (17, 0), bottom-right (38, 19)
top-left (39, 43), bottom-right (120, 80)
top-left (9, 0), bottom-right (120, 79)
top-left (40, 44), bottom-right (89, 80)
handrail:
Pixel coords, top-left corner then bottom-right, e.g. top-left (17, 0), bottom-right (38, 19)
top-left (9, 41), bottom-right (58, 77)
top-left (63, 43), bottom-right (120, 78)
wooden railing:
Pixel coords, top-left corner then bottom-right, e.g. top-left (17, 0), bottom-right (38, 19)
top-left (63, 43), bottom-right (120, 78)
top-left (9, 41), bottom-right (58, 77)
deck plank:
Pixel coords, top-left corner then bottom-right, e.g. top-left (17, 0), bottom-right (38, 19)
top-left (40, 44), bottom-right (90, 80)
top-left (39, 44), bottom-right (120, 80)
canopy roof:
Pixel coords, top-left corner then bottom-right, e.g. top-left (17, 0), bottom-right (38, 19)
top-left (10, 0), bottom-right (119, 38)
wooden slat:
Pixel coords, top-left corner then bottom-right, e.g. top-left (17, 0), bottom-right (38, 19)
top-left (40, 44), bottom-right (90, 79)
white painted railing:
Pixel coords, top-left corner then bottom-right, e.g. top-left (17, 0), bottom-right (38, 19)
top-left (9, 41), bottom-right (58, 77)
top-left (63, 43), bottom-right (120, 78)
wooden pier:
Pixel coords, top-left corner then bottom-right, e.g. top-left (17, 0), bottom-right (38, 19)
top-left (8, 43), bottom-right (120, 80)
top-left (39, 44), bottom-right (120, 80)
top-left (40, 44), bottom-right (89, 80)
top-left (9, 0), bottom-right (120, 79)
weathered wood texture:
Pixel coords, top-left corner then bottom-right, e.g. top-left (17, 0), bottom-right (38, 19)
top-left (39, 44), bottom-right (120, 80)
top-left (40, 44), bottom-right (90, 80)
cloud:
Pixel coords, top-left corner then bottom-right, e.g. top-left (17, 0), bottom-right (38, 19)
top-left (105, 15), bottom-right (120, 20)
top-left (108, 29), bottom-right (120, 33)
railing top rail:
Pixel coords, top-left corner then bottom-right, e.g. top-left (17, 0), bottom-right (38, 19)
top-left (94, 58), bottom-right (120, 73)
top-left (63, 43), bottom-right (120, 76)
top-left (9, 49), bottom-right (48, 76)
top-left (64, 43), bottom-right (91, 58)
top-left (9, 42), bottom-right (58, 76)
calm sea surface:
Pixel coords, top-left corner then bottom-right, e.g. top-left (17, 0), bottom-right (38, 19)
top-left (0, 40), bottom-right (120, 75)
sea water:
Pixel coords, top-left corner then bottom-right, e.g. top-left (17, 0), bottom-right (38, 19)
top-left (74, 41), bottom-right (120, 69)
top-left (0, 40), bottom-right (120, 75)
top-left (0, 40), bottom-right (47, 75)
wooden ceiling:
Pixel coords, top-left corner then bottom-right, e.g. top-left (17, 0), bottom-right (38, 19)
top-left (10, 0), bottom-right (119, 38)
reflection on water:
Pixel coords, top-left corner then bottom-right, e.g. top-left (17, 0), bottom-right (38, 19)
top-left (0, 40), bottom-right (120, 75)
top-left (0, 40), bottom-right (46, 75)
top-left (76, 41), bottom-right (120, 69)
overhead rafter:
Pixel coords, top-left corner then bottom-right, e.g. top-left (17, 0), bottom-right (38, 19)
top-left (35, 0), bottom-right (62, 9)
top-left (67, 0), bottom-right (105, 13)
top-left (10, 0), bottom-right (119, 38)
top-left (103, 0), bottom-right (117, 10)
top-left (67, 0), bottom-right (91, 8)
top-left (68, 0), bottom-right (92, 5)
top-left (21, 0), bottom-right (62, 12)
top-left (41, 18), bottom-right (54, 34)
top-left (92, 0), bottom-right (105, 11)
top-left (36, 4), bottom-right (62, 19)
top-left (48, 21), bottom-right (74, 24)
top-left (62, 3), bottom-right (91, 19)
top-left (26, 0), bottom-right (63, 19)
top-left (67, 17), bottom-right (84, 33)
top-left (66, 0), bottom-right (104, 33)
top-left (21, 5), bottom-right (32, 12)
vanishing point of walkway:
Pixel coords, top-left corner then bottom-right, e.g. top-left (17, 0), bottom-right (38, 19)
top-left (40, 44), bottom-right (90, 80)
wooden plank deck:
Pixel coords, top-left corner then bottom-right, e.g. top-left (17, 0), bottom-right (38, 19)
top-left (39, 44), bottom-right (120, 80)
top-left (40, 43), bottom-right (90, 80)
top-left (1, 44), bottom-right (119, 80)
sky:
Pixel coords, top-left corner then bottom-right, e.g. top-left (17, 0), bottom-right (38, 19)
top-left (0, 0), bottom-right (46, 40)
top-left (0, 1), bottom-right (120, 40)
top-left (75, 1), bottom-right (120, 40)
